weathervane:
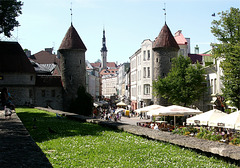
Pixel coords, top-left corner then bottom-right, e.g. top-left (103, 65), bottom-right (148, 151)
top-left (163, 3), bottom-right (166, 23)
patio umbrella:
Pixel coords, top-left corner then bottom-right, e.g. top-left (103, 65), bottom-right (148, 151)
top-left (187, 109), bottom-right (228, 126)
top-left (115, 108), bottom-right (125, 113)
top-left (210, 111), bottom-right (240, 129)
top-left (135, 105), bottom-right (164, 114)
top-left (149, 105), bottom-right (202, 127)
top-left (116, 101), bottom-right (127, 106)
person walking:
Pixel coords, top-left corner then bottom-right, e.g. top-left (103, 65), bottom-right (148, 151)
top-left (1, 87), bottom-right (15, 111)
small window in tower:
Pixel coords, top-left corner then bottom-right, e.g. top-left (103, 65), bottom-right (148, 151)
top-left (162, 73), bottom-right (165, 77)
top-left (65, 60), bottom-right (67, 65)
top-left (169, 58), bottom-right (172, 62)
top-left (30, 76), bottom-right (33, 81)
top-left (156, 58), bottom-right (158, 62)
top-left (70, 75), bottom-right (72, 81)
top-left (80, 59), bottom-right (81, 64)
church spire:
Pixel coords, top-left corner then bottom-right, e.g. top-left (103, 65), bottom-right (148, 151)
top-left (101, 28), bottom-right (107, 69)
top-left (101, 28), bottom-right (107, 52)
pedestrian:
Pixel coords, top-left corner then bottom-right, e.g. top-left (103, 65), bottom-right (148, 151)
top-left (1, 87), bottom-right (15, 111)
top-left (140, 112), bottom-right (143, 119)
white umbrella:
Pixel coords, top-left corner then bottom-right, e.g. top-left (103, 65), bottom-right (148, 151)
top-left (115, 108), bottom-right (125, 113)
top-left (187, 109), bottom-right (228, 126)
top-left (155, 105), bottom-right (202, 116)
top-left (211, 111), bottom-right (240, 129)
top-left (116, 101), bottom-right (127, 106)
top-left (135, 105), bottom-right (164, 113)
top-left (150, 105), bottom-right (202, 127)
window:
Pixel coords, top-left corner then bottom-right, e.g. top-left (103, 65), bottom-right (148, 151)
top-left (210, 79), bottom-right (213, 94)
top-left (143, 67), bottom-right (146, 78)
top-left (30, 76), bottom-right (33, 81)
top-left (0, 75), bottom-right (3, 80)
top-left (147, 50), bottom-right (150, 60)
top-left (143, 51), bottom-right (146, 61)
top-left (156, 58), bottom-right (159, 62)
top-left (42, 90), bottom-right (45, 97)
top-left (80, 59), bottom-right (81, 64)
top-left (144, 84), bottom-right (150, 95)
top-left (147, 67), bottom-right (150, 78)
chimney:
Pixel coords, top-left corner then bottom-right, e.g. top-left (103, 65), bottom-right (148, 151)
top-left (45, 48), bottom-right (53, 54)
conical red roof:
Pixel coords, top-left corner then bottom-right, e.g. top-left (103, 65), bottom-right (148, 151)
top-left (153, 23), bottom-right (179, 50)
top-left (59, 24), bottom-right (87, 51)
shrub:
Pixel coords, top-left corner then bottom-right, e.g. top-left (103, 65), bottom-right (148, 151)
top-left (70, 86), bottom-right (93, 116)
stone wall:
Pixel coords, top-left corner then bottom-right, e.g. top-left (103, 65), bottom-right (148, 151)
top-left (1, 86), bottom-right (63, 110)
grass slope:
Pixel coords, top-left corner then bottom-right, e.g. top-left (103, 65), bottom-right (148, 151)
top-left (16, 108), bottom-right (237, 168)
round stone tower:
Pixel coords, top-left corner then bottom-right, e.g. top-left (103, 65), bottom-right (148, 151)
top-left (58, 24), bottom-right (87, 111)
top-left (153, 23), bottom-right (179, 105)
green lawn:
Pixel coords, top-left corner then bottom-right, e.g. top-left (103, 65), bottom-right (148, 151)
top-left (16, 108), bottom-right (237, 168)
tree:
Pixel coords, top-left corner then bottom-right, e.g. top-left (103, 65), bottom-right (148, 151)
top-left (0, 0), bottom-right (23, 37)
top-left (152, 55), bottom-right (206, 107)
top-left (211, 7), bottom-right (240, 109)
top-left (70, 86), bottom-right (94, 116)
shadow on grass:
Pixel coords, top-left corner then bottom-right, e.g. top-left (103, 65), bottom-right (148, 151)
top-left (16, 108), bottom-right (117, 143)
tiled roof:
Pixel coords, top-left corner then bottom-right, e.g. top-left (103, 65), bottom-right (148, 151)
top-left (153, 23), bottom-right (179, 50)
top-left (0, 41), bottom-right (35, 73)
top-left (90, 62), bottom-right (101, 68)
top-left (90, 62), bottom-right (117, 69)
top-left (100, 68), bottom-right (118, 76)
top-left (35, 75), bottom-right (62, 87)
top-left (30, 50), bottom-right (60, 65)
top-left (59, 24), bottom-right (87, 51)
top-left (107, 62), bottom-right (117, 68)
top-left (174, 30), bottom-right (187, 45)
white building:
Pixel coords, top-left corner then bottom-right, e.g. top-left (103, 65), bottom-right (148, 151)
top-left (117, 63), bottom-right (130, 102)
top-left (86, 61), bottom-right (100, 101)
top-left (101, 75), bottom-right (118, 98)
top-left (129, 49), bottom-right (140, 110)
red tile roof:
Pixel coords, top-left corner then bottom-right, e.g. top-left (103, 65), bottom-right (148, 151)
top-left (174, 30), bottom-right (187, 45)
top-left (59, 24), bottom-right (87, 51)
top-left (90, 62), bottom-right (101, 68)
top-left (90, 62), bottom-right (117, 69)
top-left (153, 23), bottom-right (179, 50)
top-left (0, 41), bottom-right (35, 73)
top-left (100, 68), bottom-right (118, 76)
top-left (30, 50), bottom-right (60, 65)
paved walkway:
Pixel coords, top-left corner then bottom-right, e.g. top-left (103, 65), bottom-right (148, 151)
top-left (119, 116), bottom-right (150, 125)
top-left (0, 110), bottom-right (52, 168)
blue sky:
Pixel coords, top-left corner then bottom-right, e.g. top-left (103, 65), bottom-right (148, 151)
top-left (10, 0), bottom-right (240, 63)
